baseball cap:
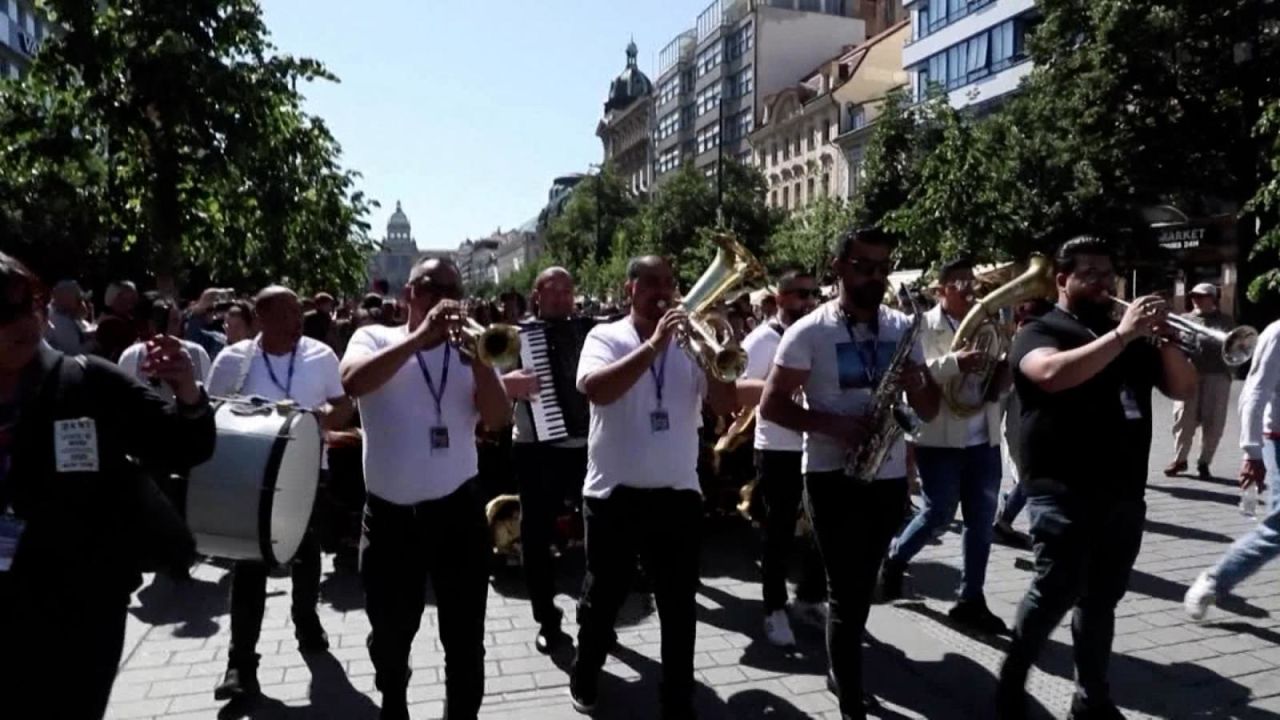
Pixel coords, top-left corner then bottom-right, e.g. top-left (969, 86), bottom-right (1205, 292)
top-left (1189, 283), bottom-right (1218, 297)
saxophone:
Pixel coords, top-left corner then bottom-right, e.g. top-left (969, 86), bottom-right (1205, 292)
top-left (843, 286), bottom-right (926, 482)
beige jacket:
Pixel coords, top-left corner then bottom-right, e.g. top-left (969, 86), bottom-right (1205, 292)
top-left (915, 304), bottom-right (1003, 448)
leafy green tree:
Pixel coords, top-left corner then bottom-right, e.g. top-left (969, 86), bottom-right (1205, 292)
top-left (852, 89), bottom-right (923, 230)
top-left (541, 164), bottom-right (639, 278)
top-left (0, 0), bottom-right (375, 295)
top-left (765, 196), bottom-right (855, 277)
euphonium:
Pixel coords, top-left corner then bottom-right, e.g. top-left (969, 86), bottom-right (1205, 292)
top-left (944, 254), bottom-right (1056, 417)
top-left (668, 232), bottom-right (766, 383)
top-left (445, 311), bottom-right (522, 370)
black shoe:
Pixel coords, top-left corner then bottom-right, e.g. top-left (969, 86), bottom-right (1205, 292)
top-left (379, 695), bottom-right (410, 720)
top-left (1067, 698), bottom-right (1126, 720)
top-left (214, 665), bottom-right (260, 700)
top-left (992, 522), bottom-right (1032, 550)
top-left (569, 667), bottom-right (598, 714)
top-left (1198, 462), bottom-right (1213, 480)
top-left (536, 625), bottom-right (570, 654)
top-left (294, 613), bottom-right (330, 653)
top-left (878, 560), bottom-right (905, 601)
top-left (948, 599), bottom-right (1008, 635)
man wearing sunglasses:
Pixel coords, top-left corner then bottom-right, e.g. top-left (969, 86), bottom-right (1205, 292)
top-left (735, 268), bottom-right (826, 648)
top-left (881, 257), bottom-right (1009, 635)
top-left (341, 257), bottom-right (510, 720)
top-left (761, 227), bottom-right (940, 719)
top-left (997, 237), bottom-right (1196, 720)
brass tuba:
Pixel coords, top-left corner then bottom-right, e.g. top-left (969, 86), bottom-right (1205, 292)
top-left (944, 254), bottom-right (1056, 416)
top-left (669, 231), bottom-right (766, 383)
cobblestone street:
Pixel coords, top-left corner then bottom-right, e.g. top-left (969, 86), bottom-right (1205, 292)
top-left (104, 386), bottom-right (1280, 720)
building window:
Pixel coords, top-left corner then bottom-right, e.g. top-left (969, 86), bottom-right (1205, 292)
top-left (771, 190), bottom-right (778, 207)
top-left (798, 0), bottom-right (821, 11)
top-left (696, 43), bottom-right (722, 78)
top-left (659, 76), bottom-right (681, 105)
top-left (793, 182), bottom-right (801, 207)
top-left (805, 127), bottom-right (814, 152)
top-left (695, 84), bottom-right (721, 116)
top-left (915, 18), bottom-right (1028, 101)
top-left (847, 146), bottom-right (864, 197)
top-left (822, 173), bottom-right (830, 197)
top-left (724, 109), bottom-right (753, 142)
top-left (696, 122), bottom-right (721, 154)
top-left (915, 0), bottom-right (997, 41)
top-left (782, 186), bottom-right (790, 208)
top-left (657, 110), bottom-right (681, 140)
top-left (807, 177), bottom-right (816, 203)
top-left (658, 147), bottom-right (682, 174)
top-left (728, 66), bottom-right (753, 98)
top-left (726, 21), bottom-right (754, 61)
top-left (782, 140), bottom-right (791, 161)
top-left (821, 120), bottom-right (831, 144)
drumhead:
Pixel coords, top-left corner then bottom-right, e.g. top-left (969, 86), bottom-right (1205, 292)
top-left (186, 402), bottom-right (321, 565)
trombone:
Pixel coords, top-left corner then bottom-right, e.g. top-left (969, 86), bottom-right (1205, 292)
top-left (1110, 297), bottom-right (1259, 367)
top-left (441, 310), bottom-right (522, 370)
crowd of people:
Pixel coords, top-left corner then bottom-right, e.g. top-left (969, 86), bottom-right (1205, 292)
top-left (0, 229), bottom-right (1276, 720)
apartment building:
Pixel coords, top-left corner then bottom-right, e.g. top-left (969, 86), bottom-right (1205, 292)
top-left (902, 0), bottom-right (1037, 110)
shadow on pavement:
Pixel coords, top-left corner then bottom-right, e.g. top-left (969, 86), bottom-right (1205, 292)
top-left (317, 567), bottom-right (364, 613)
top-left (1148, 483), bottom-right (1240, 506)
top-left (216, 652), bottom-right (379, 720)
top-left (1144, 518), bottom-right (1235, 544)
top-left (129, 571), bottom-right (228, 638)
top-left (696, 583), bottom-right (828, 676)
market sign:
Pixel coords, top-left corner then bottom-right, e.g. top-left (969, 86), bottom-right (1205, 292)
top-left (1158, 226), bottom-right (1208, 251)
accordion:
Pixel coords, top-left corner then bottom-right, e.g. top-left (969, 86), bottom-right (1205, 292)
top-left (517, 318), bottom-right (594, 442)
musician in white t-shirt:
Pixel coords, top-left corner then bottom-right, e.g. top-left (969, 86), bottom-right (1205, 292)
top-left (204, 286), bottom-right (351, 702)
top-left (735, 267), bottom-right (825, 648)
top-left (762, 227), bottom-right (939, 718)
top-left (340, 257), bottom-right (510, 720)
top-left (568, 256), bottom-right (737, 719)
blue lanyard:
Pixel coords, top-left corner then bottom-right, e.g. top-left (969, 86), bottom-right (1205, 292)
top-left (649, 344), bottom-right (668, 409)
top-left (415, 344), bottom-right (451, 423)
top-left (843, 311), bottom-right (880, 384)
top-left (262, 342), bottom-right (297, 399)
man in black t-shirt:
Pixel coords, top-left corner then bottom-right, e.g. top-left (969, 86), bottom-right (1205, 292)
top-left (996, 237), bottom-right (1197, 720)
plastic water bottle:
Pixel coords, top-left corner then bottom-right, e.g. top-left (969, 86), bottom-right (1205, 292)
top-left (1240, 485), bottom-right (1260, 518)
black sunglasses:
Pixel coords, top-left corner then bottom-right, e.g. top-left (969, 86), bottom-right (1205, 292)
top-left (413, 279), bottom-right (463, 300)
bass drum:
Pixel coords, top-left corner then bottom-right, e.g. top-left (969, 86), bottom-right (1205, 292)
top-left (186, 400), bottom-right (321, 566)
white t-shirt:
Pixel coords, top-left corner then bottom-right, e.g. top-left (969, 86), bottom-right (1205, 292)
top-left (206, 336), bottom-right (343, 410)
top-left (344, 324), bottom-right (479, 504)
top-left (741, 322), bottom-right (802, 452)
top-left (118, 339), bottom-right (212, 402)
top-left (774, 301), bottom-right (925, 477)
top-left (576, 317), bottom-right (707, 499)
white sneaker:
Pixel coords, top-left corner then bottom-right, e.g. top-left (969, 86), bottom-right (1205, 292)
top-left (1184, 571), bottom-right (1217, 622)
top-left (764, 609), bottom-right (797, 647)
top-left (791, 600), bottom-right (828, 629)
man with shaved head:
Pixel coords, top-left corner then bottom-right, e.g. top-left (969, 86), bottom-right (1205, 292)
top-left (501, 265), bottom-right (596, 653)
top-left (205, 284), bottom-right (352, 702)
top-left (341, 256), bottom-right (510, 720)
top-left (570, 255), bottom-right (738, 718)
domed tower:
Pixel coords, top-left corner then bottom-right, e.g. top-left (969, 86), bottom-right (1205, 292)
top-left (598, 39), bottom-right (655, 194)
top-left (385, 201), bottom-right (414, 250)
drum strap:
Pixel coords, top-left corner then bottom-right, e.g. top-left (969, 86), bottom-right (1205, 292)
top-left (231, 336), bottom-right (258, 396)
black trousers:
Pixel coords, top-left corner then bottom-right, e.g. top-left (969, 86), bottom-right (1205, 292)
top-left (227, 528), bottom-right (322, 668)
top-left (575, 487), bottom-right (702, 711)
top-left (998, 495), bottom-right (1145, 715)
top-left (0, 581), bottom-right (129, 719)
top-left (514, 442), bottom-right (586, 629)
top-left (804, 472), bottom-right (908, 717)
top-left (361, 479), bottom-right (490, 719)
top-left (758, 450), bottom-right (826, 612)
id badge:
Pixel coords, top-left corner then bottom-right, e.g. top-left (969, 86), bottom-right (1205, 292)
top-left (0, 512), bottom-right (26, 573)
top-left (54, 417), bottom-right (100, 473)
top-left (430, 426), bottom-right (450, 453)
top-left (650, 409), bottom-right (670, 433)
top-left (1120, 388), bottom-right (1143, 421)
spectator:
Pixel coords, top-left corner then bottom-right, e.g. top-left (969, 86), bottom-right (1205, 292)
top-left (314, 292), bottom-right (336, 317)
top-left (223, 300), bottom-right (255, 345)
top-left (45, 279), bottom-right (94, 354)
top-left (93, 280), bottom-right (139, 362)
top-left (119, 292), bottom-right (212, 402)
top-left (183, 287), bottom-right (231, 359)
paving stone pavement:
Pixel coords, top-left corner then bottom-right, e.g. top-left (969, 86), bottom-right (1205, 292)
top-left (104, 384), bottom-right (1280, 720)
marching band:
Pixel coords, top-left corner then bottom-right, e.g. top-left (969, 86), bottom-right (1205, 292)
top-left (0, 226), bottom-right (1273, 720)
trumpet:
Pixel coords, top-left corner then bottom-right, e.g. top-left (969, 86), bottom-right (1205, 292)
top-left (442, 310), bottom-right (522, 370)
top-left (1110, 297), bottom-right (1259, 367)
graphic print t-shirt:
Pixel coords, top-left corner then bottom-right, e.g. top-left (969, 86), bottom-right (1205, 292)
top-left (774, 301), bottom-right (925, 477)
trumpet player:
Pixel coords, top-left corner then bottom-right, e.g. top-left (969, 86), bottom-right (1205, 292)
top-left (736, 267), bottom-right (826, 647)
top-left (997, 236), bottom-right (1196, 720)
top-left (881, 258), bottom-right (1009, 635)
top-left (340, 257), bottom-right (510, 720)
top-left (761, 227), bottom-right (939, 720)
top-left (570, 256), bottom-right (736, 719)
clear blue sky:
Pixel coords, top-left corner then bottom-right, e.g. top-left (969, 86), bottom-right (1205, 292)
top-left (261, 0), bottom-right (709, 251)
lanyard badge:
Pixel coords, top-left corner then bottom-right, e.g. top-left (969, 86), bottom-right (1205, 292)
top-left (649, 344), bottom-right (670, 433)
top-left (416, 346), bottom-right (452, 453)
